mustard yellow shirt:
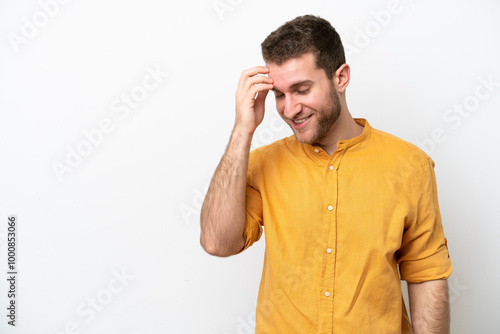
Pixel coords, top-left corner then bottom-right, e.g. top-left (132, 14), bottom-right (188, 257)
top-left (242, 119), bottom-right (452, 333)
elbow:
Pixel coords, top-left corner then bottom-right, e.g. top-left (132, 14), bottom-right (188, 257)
top-left (200, 234), bottom-right (241, 257)
top-left (201, 244), bottom-right (233, 257)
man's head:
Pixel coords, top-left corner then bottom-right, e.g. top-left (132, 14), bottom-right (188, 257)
top-left (261, 15), bottom-right (349, 146)
top-left (261, 15), bottom-right (345, 80)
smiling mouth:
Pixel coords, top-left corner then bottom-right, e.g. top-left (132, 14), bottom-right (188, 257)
top-left (292, 115), bottom-right (312, 124)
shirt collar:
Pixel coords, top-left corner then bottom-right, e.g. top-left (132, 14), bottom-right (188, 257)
top-left (297, 118), bottom-right (371, 162)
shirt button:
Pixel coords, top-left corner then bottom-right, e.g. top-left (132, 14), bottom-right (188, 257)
top-left (326, 248), bottom-right (332, 254)
top-left (314, 148), bottom-right (320, 153)
top-left (329, 165), bottom-right (334, 171)
top-left (328, 205), bottom-right (333, 211)
top-left (325, 291), bottom-right (330, 297)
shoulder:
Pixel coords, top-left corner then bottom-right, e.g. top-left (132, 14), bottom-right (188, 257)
top-left (249, 135), bottom-right (295, 161)
top-left (364, 125), bottom-right (437, 194)
top-left (367, 126), bottom-right (431, 165)
top-left (247, 135), bottom-right (299, 179)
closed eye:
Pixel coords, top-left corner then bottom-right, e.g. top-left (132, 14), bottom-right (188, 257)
top-left (273, 86), bottom-right (310, 99)
top-left (274, 91), bottom-right (285, 99)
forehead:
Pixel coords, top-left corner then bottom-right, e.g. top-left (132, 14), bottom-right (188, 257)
top-left (267, 53), bottom-right (327, 91)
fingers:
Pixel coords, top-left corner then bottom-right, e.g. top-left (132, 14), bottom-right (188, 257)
top-left (241, 66), bottom-right (270, 80)
top-left (237, 66), bottom-right (273, 93)
top-left (233, 66), bottom-right (273, 134)
top-left (248, 74), bottom-right (273, 85)
top-left (255, 88), bottom-right (270, 103)
top-left (249, 82), bottom-right (273, 100)
top-left (237, 76), bottom-right (273, 96)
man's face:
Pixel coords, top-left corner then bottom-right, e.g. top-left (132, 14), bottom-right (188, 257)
top-left (268, 52), bottom-right (341, 146)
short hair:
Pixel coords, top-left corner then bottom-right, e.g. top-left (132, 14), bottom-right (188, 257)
top-left (261, 15), bottom-right (345, 80)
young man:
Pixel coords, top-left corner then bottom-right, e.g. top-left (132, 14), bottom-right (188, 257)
top-left (200, 15), bottom-right (452, 333)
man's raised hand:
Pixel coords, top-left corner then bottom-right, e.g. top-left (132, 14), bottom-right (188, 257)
top-left (234, 66), bottom-right (274, 136)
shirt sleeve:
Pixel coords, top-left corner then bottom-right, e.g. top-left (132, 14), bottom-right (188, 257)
top-left (397, 157), bottom-right (453, 283)
top-left (236, 152), bottom-right (264, 254)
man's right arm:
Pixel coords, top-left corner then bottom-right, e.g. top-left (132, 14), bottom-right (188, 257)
top-left (200, 66), bottom-right (274, 257)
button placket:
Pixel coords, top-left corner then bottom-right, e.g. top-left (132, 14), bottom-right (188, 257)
top-left (319, 154), bottom-right (340, 332)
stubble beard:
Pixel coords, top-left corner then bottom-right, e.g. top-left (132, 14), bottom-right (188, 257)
top-left (293, 85), bottom-right (341, 146)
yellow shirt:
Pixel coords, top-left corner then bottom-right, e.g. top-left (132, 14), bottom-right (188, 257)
top-left (242, 119), bottom-right (452, 333)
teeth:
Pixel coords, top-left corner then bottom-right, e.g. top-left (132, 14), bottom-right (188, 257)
top-left (294, 117), bottom-right (309, 124)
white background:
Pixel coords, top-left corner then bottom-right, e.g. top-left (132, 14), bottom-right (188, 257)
top-left (0, 0), bottom-right (499, 333)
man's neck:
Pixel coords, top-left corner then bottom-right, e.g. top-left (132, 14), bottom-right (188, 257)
top-left (315, 110), bottom-right (364, 156)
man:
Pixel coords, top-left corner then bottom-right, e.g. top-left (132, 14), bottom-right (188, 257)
top-left (200, 15), bottom-right (452, 334)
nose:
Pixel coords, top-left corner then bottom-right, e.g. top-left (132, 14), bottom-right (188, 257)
top-left (283, 95), bottom-right (302, 119)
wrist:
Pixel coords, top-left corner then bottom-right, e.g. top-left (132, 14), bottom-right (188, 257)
top-left (231, 125), bottom-right (255, 143)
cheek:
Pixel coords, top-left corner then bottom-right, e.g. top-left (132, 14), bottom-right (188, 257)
top-left (301, 93), bottom-right (320, 109)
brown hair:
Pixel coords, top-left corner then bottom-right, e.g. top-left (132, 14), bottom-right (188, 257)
top-left (261, 15), bottom-right (345, 80)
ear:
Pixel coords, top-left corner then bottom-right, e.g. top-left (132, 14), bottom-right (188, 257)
top-left (334, 64), bottom-right (350, 93)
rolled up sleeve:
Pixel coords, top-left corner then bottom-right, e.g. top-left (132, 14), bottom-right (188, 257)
top-left (397, 157), bottom-right (453, 283)
top-left (236, 151), bottom-right (264, 254)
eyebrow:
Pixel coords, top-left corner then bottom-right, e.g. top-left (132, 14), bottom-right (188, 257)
top-left (272, 80), bottom-right (314, 93)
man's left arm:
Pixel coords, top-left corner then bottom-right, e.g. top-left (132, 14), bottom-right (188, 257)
top-left (407, 279), bottom-right (450, 334)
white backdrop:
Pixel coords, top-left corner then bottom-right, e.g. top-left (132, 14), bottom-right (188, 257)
top-left (0, 0), bottom-right (499, 333)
